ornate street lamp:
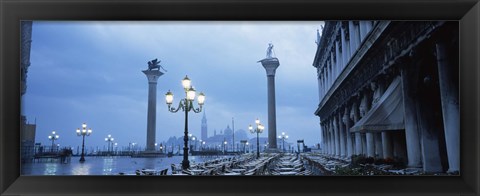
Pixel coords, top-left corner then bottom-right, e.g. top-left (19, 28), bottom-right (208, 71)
top-left (105, 134), bottom-right (114, 155)
top-left (76, 123), bottom-right (92, 162)
top-left (165, 75), bottom-right (205, 169)
top-left (249, 118), bottom-right (265, 159)
top-left (48, 131), bottom-right (59, 152)
top-left (278, 132), bottom-right (289, 153)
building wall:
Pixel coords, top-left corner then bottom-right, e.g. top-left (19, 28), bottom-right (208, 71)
top-left (313, 21), bottom-right (460, 174)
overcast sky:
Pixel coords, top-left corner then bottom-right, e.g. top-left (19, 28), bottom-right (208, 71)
top-left (24, 21), bottom-right (325, 150)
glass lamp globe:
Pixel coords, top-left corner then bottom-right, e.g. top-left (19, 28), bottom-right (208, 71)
top-left (182, 75), bottom-right (191, 90)
top-left (187, 87), bottom-right (196, 101)
top-left (165, 91), bottom-right (174, 104)
top-left (197, 92), bottom-right (205, 105)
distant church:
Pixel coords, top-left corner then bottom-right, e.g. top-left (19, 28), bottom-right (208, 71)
top-left (200, 112), bottom-right (249, 150)
top-left (201, 111), bottom-right (208, 141)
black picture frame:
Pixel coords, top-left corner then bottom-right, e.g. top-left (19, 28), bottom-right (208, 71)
top-left (1, 0), bottom-right (479, 195)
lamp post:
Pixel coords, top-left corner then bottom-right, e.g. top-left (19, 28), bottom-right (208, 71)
top-left (223, 140), bottom-right (227, 154)
top-left (246, 142), bottom-right (249, 153)
top-left (114, 143), bottom-right (118, 155)
top-left (278, 132), bottom-right (288, 153)
top-left (48, 131), bottom-right (59, 152)
top-left (240, 140), bottom-right (247, 154)
top-left (192, 137), bottom-right (196, 151)
top-left (160, 143), bottom-right (163, 153)
top-left (249, 118), bottom-right (265, 159)
top-left (165, 75), bottom-right (205, 169)
top-left (76, 123), bottom-right (92, 162)
top-left (188, 134), bottom-right (193, 150)
top-left (105, 134), bottom-right (114, 155)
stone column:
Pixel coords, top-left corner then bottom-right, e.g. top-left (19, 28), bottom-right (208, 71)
top-left (382, 132), bottom-right (393, 159)
top-left (318, 70), bottom-right (322, 100)
top-left (359, 21), bottom-right (367, 42)
top-left (324, 66), bottom-right (328, 94)
top-left (371, 81), bottom-right (385, 158)
top-left (322, 123), bottom-right (327, 154)
top-left (400, 60), bottom-right (423, 168)
top-left (393, 132), bottom-right (408, 161)
top-left (348, 21), bottom-right (360, 54)
top-left (374, 133), bottom-right (383, 158)
top-left (335, 36), bottom-right (342, 78)
top-left (326, 124), bottom-right (331, 155)
top-left (338, 112), bottom-right (346, 157)
top-left (259, 58), bottom-right (280, 151)
top-left (341, 22), bottom-right (351, 67)
top-left (416, 58), bottom-right (444, 173)
top-left (332, 117), bottom-right (340, 156)
top-left (365, 21), bottom-right (373, 34)
top-left (351, 102), bottom-right (362, 155)
top-left (142, 70), bottom-right (164, 152)
top-left (328, 49), bottom-right (338, 85)
top-left (320, 72), bottom-right (324, 98)
top-left (343, 107), bottom-right (353, 158)
top-left (435, 41), bottom-right (459, 173)
top-left (329, 119), bottom-right (335, 155)
top-left (360, 91), bottom-right (375, 158)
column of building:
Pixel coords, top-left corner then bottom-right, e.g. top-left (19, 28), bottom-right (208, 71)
top-left (406, 50), bottom-right (444, 173)
top-left (375, 81), bottom-right (394, 159)
top-left (337, 112), bottom-right (346, 157)
top-left (341, 22), bottom-right (351, 69)
top-left (329, 119), bottom-right (335, 156)
top-left (348, 21), bottom-right (361, 55)
top-left (335, 35), bottom-right (342, 80)
top-left (435, 38), bottom-right (459, 173)
top-left (400, 58), bottom-right (423, 168)
top-left (371, 81), bottom-right (384, 158)
top-left (322, 123), bottom-right (328, 154)
top-left (343, 106), bottom-right (353, 157)
top-left (359, 21), bottom-right (373, 43)
top-left (318, 68), bottom-right (323, 100)
top-left (359, 90), bottom-right (375, 158)
top-left (350, 101), bottom-right (362, 155)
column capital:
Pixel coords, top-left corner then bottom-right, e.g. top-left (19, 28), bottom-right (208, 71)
top-left (259, 58), bottom-right (280, 76)
top-left (142, 70), bottom-right (164, 83)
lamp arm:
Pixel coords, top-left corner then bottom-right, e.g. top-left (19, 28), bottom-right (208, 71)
top-left (192, 104), bottom-right (202, 113)
top-left (168, 100), bottom-right (184, 113)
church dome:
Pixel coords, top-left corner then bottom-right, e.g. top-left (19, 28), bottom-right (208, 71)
top-left (224, 125), bottom-right (233, 135)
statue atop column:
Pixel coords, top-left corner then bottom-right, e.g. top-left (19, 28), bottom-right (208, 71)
top-left (266, 43), bottom-right (275, 59)
top-left (147, 58), bottom-right (167, 72)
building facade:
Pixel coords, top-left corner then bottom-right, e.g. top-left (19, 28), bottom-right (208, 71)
top-left (21, 21), bottom-right (36, 163)
top-left (313, 21), bottom-right (459, 174)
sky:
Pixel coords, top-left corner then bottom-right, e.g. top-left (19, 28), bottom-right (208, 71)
top-left (24, 21), bottom-right (325, 150)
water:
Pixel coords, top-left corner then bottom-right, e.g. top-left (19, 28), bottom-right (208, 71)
top-left (21, 155), bottom-right (232, 175)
